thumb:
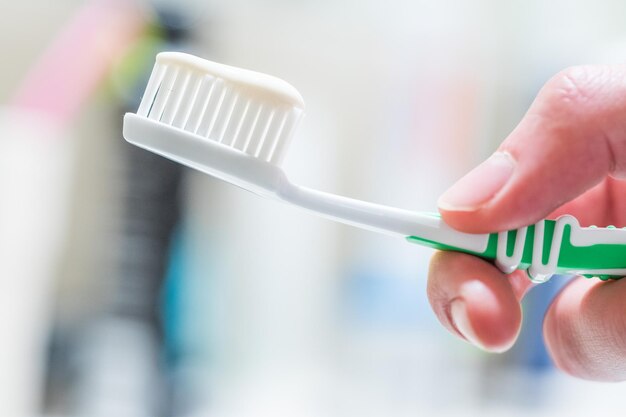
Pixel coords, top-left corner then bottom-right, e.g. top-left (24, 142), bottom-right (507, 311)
top-left (438, 65), bottom-right (626, 233)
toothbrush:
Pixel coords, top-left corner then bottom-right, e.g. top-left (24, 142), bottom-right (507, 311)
top-left (123, 52), bottom-right (626, 283)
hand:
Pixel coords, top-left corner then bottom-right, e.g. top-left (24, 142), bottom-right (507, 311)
top-left (428, 65), bottom-right (626, 382)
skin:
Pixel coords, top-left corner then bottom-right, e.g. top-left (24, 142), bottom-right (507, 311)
top-left (428, 65), bottom-right (626, 382)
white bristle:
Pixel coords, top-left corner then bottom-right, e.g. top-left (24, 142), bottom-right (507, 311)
top-left (196, 80), bottom-right (225, 137)
top-left (212, 89), bottom-right (239, 142)
top-left (270, 109), bottom-right (301, 165)
top-left (257, 109), bottom-right (287, 161)
top-left (172, 73), bottom-right (202, 128)
top-left (221, 96), bottom-right (249, 147)
top-left (240, 103), bottom-right (264, 152)
top-left (136, 53), bottom-right (305, 166)
top-left (235, 100), bottom-right (262, 151)
top-left (184, 75), bottom-right (215, 133)
top-left (137, 64), bottom-right (166, 117)
top-left (160, 70), bottom-right (191, 124)
top-left (246, 107), bottom-right (273, 156)
top-left (148, 67), bottom-right (179, 121)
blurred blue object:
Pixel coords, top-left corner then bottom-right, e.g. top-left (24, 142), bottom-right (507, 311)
top-left (514, 275), bottom-right (573, 372)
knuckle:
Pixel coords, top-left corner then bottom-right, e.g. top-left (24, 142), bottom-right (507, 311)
top-left (545, 65), bottom-right (625, 116)
top-left (542, 65), bottom-right (615, 118)
top-left (551, 66), bottom-right (598, 104)
top-left (538, 65), bottom-right (626, 175)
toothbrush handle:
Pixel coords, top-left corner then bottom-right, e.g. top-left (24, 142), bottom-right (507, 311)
top-left (407, 215), bottom-right (626, 283)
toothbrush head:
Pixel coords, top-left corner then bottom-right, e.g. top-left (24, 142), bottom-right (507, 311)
top-left (123, 52), bottom-right (305, 196)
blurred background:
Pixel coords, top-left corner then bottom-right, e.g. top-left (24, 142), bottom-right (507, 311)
top-left (1, 0), bottom-right (626, 416)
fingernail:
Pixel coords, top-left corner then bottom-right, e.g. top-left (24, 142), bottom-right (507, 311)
top-left (438, 152), bottom-right (515, 211)
top-left (450, 298), bottom-right (486, 351)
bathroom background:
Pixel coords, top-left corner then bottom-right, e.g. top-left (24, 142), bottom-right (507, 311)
top-left (1, 0), bottom-right (626, 416)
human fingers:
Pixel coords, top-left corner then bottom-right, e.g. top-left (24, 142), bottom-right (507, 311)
top-left (544, 277), bottom-right (626, 381)
top-left (427, 251), bottom-right (531, 352)
top-left (439, 65), bottom-right (626, 233)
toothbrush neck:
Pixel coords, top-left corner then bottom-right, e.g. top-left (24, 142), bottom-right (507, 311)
top-left (277, 181), bottom-right (458, 236)
top-left (278, 182), bottom-right (489, 253)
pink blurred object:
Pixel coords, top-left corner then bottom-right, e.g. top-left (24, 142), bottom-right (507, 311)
top-left (11, 0), bottom-right (146, 128)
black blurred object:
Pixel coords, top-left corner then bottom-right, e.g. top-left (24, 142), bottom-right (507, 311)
top-left (112, 143), bottom-right (182, 334)
top-left (156, 7), bottom-right (195, 43)
top-left (44, 5), bottom-right (202, 417)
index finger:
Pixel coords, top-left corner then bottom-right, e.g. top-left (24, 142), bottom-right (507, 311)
top-left (439, 65), bottom-right (626, 233)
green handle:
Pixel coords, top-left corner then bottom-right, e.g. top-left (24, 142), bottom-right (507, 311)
top-left (407, 217), bottom-right (626, 282)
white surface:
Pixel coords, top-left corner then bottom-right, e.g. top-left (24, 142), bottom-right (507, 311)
top-left (0, 108), bottom-right (73, 417)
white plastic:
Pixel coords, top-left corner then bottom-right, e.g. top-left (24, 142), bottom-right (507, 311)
top-left (122, 116), bottom-right (489, 253)
top-left (123, 52), bottom-right (491, 254)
